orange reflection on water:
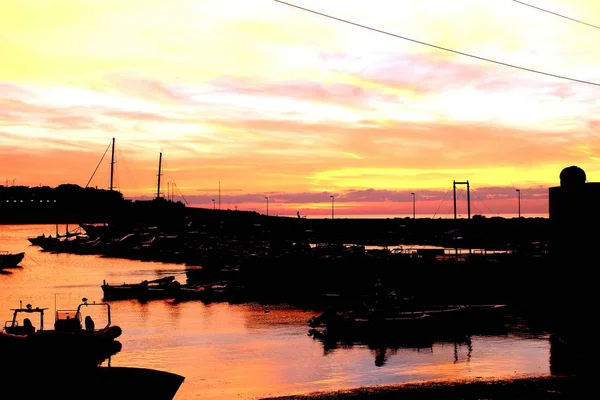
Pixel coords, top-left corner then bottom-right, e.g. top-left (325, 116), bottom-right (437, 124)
top-left (1, 225), bottom-right (552, 400)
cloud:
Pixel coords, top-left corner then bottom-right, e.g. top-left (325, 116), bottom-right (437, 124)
top-left (131, 185), bottom-right (548, 205)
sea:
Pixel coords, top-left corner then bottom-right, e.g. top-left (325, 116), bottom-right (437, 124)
top-left (1, 224), bottom-right (552, 400)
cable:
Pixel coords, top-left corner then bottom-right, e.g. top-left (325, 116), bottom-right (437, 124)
top-left (118, 146), bottom-right (138, 191)
top-left (273, 0), bottom-right (600, 87)
top-left (513, 0), bottom-right (600, 31)
top-left (431, 189), bottom-right (450, 219)
top-left (470, 187), bottom-right (500, 216)
top-left (445, 189), bottom-right (463, 217)
top-left (470, 200), bottom-right (483, 216)
top-left (85, 140), bottom-right (111, 188)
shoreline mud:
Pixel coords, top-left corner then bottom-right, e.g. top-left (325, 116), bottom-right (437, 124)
top-left (261, 375), bottom-right (579, 399)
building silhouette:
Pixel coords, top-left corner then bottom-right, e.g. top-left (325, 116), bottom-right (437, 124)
top-left (549, 165), bottom-right (600, 257)
top-left (548, 165), bottom-right (596, 376)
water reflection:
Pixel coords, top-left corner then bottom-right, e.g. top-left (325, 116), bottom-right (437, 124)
top-left (1, 225), bottom-right (554, 400)
top-left (309, 328), bottom-right (479, 367)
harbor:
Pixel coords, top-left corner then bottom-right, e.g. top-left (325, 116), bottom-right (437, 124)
top-left (1, 224), bottom-right (564, 399)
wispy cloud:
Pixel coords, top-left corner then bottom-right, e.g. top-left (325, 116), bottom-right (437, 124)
top-left (2, 0), bottom-right (600, 215)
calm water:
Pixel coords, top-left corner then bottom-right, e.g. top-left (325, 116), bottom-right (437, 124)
top-left (1, 225), bottom-right (551, 399)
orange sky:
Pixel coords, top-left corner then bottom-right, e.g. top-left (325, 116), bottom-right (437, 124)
top-left (2, 0), bottom-right (599, 217)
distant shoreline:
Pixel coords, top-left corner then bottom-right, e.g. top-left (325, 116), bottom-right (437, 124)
top-left (0, 214), bottom-right (550, 225)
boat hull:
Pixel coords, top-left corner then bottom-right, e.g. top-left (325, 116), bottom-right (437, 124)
top-left (0, 251), bottom-right (25, 268)
top-left (0, 326), bottom-right (123, 363)
top-left (7, 366), bottom-right (185, 400)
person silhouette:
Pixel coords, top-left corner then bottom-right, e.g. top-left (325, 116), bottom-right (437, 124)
top-left (84, 315), bottom-right (95, 330)
top-left (23, 318), bottom-right (35, 333)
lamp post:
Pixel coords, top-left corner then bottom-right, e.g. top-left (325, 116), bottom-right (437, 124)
top-left (411, 192), bottom-right (416, 219)
top-left (516, 189), bottom-right (521, 218)
top-left (265, 196), bottom-right (269, 217)
top-left (330, 195), bottom-right (334, 219)
top-left (212, 199), bottom-right (215, 210)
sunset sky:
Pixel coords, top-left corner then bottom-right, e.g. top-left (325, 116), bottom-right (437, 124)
top-left (2, 0), bottom-right (599, 217)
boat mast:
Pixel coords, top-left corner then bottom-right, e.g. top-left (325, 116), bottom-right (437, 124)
top-left (156, 152), bottom-right (162, 200)
top-left (109, 137), bottom-right (115, 191)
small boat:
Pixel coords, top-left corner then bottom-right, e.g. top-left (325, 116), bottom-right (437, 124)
top-left (28, 224), bottom-right (82, 246)
top-left (458, 304), bottom-right (508, 314)
top-left (85, 366), bottom-right (185, 399)
top-left (6, 365), bottom-right (184, 400)
top-left (101, 275), bottom-right (178, 300)
top-left (308, 308), bottom-right (431, 333)
top-left (174, 281), bottom-right (230, 302)
top-left (456, 304), bottom-right (508, 324)
top-left (0, 251), bottom-right (25, 269)
top-left (0, 298), bottom-right (122, 361)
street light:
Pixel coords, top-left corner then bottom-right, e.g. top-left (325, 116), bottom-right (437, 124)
top-left (330, 195), bottom-right (334, 219)
top-left (212, 199), bottom-right (215, 210)
top-left (410, 192), bottom-right (416, 219)
top-left (265, 196), bottom-right (269, 217)
top-left (516, 189), bottom-right (521, 218)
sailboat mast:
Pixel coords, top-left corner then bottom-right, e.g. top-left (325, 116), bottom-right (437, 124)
top-left (156, 152), bottom-right (162, 199)
top-left (109, 138), bottom-right (115, 191)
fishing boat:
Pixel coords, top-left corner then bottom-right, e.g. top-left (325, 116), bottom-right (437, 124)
top-left (101, 275), bottom-right (179, 300)
top-left (27, 224), bottom-right (82, 246)
top-left (0, 298), bottom-right (122, 359)
top-left (0, 251), bottom-right (25, 269)
top-left (174, 281), bottom-right (230, 302)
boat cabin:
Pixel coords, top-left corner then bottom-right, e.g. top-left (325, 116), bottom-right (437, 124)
top-left (3, 299), bottom-right (112, 335)
top-left (3, 303), bottom-right (48, 334)
top-left (54, 309), bottom-right (83, 332)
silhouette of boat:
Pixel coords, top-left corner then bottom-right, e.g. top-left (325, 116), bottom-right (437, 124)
top-left (458, 304), bottom-right (507, 318)
top-left (84, 366), bottom-right (185, 399)
top-left (28, 224), bottom-right (82, 246)
top-left (6, 364), bottom-right (185, 400)
top-left (308, 308), bottom-right (432, 333)
top-left (308, 303), bottom-right (508, 335)
top-left (101, 275), bottom-right (179, 300)
top-left (0, 251), bottom-right (25, 269)
top-left (0, 298), bottom-right (122, 357)
top-left (2, 295), bottom-right (183, 399)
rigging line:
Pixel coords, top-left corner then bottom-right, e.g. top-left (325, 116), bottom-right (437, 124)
top-left (114, 159), bottom-right (121, 192)
top-left (117, 146), bottom-right (138, 190)
top-left (273, 0), bottom-right (600, 87)
top-left (512, 0), bottom-right (600, 31)
top-left (111, 148), bottom-right (118, 191)
top-left (174, 183), bottom-right (190, 206)
top-left (85, 140), bottom-right (111, 189)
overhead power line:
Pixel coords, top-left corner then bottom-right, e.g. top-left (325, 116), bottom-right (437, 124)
top-left (513, 0), bottom-right (600, 31)
top-left (273, 0), bottom-right (600, 87)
